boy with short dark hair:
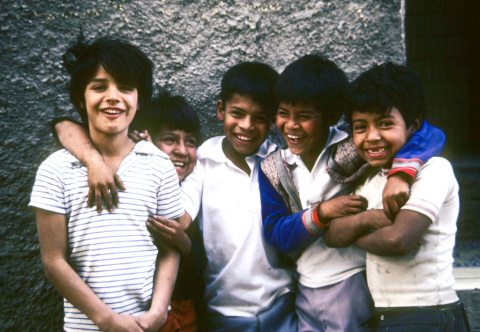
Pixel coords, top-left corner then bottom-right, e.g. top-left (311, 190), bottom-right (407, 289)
top-left (259, 55), bottom-right (445, 331)
top-left (131, 91), bottom-right (203, 332)
top-left (30, 34), bottom-right (183, 332)
top-left (149, 62), bottom-right (296, 331)
top-left (324, 62), bottom-right (471, 331)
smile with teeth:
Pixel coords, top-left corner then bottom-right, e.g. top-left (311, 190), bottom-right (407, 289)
top-left (286, 134), bottom-right (302, 142)
top-left (367, 148), bottom-right (386, 155)
top-left (172, 161), bottom-right (186, 168)
top-left (235, 134), bottom-right (254, 142)
top-left (102, 109), bottom-right (123, 114)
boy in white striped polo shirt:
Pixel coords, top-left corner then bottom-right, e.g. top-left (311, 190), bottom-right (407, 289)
top-left (29, 34), bottom-right (184, 332)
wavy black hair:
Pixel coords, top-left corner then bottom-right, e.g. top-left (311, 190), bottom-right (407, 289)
top-left (274, 54), bottom-right (349, 125)
top-left (347, 62), bottom-right (426, 127)
top-left (134, 90), bottom-right (201, 141)
top-left (62, 30), bottom-right (153, 123)
top-left (220, 62), bottom-right (279, 121)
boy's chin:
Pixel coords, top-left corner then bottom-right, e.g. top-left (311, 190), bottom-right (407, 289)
top-left (365, 159), bottom-right (393, 169)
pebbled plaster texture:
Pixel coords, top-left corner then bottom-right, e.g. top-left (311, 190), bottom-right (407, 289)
top-left (0, 0), bottom-right (405, 330)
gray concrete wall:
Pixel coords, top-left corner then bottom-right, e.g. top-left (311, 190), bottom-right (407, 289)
top-left (0, 0), bottom-right (405, 330)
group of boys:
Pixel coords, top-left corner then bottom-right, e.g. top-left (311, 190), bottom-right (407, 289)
top-left (30, 33), bottom-right (470, 332)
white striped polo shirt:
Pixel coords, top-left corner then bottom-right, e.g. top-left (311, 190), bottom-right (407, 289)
top-left (29, 140), bottom-right (184, 332)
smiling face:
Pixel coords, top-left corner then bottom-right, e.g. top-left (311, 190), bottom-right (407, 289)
top-left (276, 102), bottom-right (329, 170)
top-left (84, 66), bottom-right (138, 139)
top-left (152, 125), bottom-right (197, 182)
top-left (217, 93), bottom-right (270, 159)
top-left (352, 107), bottom-right (418, 169)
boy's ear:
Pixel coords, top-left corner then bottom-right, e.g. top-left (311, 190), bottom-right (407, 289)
top-left (216, 99), bottom-right (225, 121)
top-left (410, 118), bottom-right (422, 132)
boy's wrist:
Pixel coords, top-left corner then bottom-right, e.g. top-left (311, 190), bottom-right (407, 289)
top-left (179, 235), bottom-right (192, 256)
top-left (92, 307), bottom-right (116, 331)
top-left (315, 203), bottom-right (330, 225)
top-left (388, 170), bottom-right (414, 183)
top-left (83, 149), bottom-right (105, 168)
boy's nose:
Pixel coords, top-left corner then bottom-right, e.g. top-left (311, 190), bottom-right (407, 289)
top-left (174, 142), bottom-right (188, 156)
top-left (285, 117), bottom-right (299, 129)
top-left (366, 127), bottom-right (381, 141)
top-left (239, 117), bottom-right (253, 129)
top-left (106, 86), bottom-right (120, 103)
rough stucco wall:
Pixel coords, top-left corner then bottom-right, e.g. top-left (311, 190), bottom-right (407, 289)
top-left (0, 0), bottom-right (405, 330)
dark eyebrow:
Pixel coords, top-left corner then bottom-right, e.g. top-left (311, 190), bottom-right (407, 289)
top-left (278, 106), bottom-right (316, 114)
top-left (352, 119), bottom-right (366, 123)
top-left (88, 78), bottom-right (108, 84)
top-left (229, 106), bottom-right (245, 111)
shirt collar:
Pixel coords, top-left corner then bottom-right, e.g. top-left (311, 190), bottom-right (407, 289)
top-left (197, 136), bottom-right (277, 163)
top-left (282, 126), bottom-right (349, 166)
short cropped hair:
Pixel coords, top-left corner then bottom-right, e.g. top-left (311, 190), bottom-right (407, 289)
top-left (135, 90), bottom-right (201, 141)
top-left (62, 31), bottom-right (153, 123)
top-left (347, 62), bottom-right (427, 127)
top-left (274, 54), bottom-right (349, 125)
top-left (220, 62), bottom-right (279, 120)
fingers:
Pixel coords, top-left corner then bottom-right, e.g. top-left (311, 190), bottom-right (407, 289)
top-left (114, 173), bottom-right (127, 191)
top-left (95, 189), bottom-right (103, 213)
top-left (346, 195), bottom-right (368, 211)
top-left (101, 185), bottom-right (114, 213)
top-left (383, 197), bottom-right (398, 220)
top-left (128, 130), bottom-right (141, 142)
top-left (87, 187), bottom-right (95, 208)
top-left (150, 215), bottom-right (179, 228)
top-left (134, 317), bottom-right (149, 332)
top-left (147, 217), bottom-right (175, 235)
top-left (142, 130), bottom-right (152, 142)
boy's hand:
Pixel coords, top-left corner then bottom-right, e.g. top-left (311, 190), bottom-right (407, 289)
top-left (129, 130), bottom-right (152, 143)
top-left (318, 195), bottom-right (368, 221)
top-left (99, 313), bottom-right (147, 332)
top-left (383, 172), bottom-right (411, 220)
top-left (86, 157), bottom-right (126, 213)
top-left (147, 216), bottom-right (192, 255)
top-left (136, 310), bottom-right (168, 332)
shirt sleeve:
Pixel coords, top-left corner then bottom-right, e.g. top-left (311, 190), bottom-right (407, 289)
top-left (389, 120), bottom-right (446, 179)
top-left (156, 161), bottom-right (184, 220)
top-left (259, 166), bottom-right (320, 253)
top-left (180, 160), bottom-right (204, 221)
top-left (29, 157), bottom-right (66, 215)
top-left (401, 158), bottom-right (458, 222)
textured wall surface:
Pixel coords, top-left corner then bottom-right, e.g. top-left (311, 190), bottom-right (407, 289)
top-left (0, 0), bottom-right (405, 330)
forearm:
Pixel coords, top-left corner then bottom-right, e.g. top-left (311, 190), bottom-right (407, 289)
top-left (55, 120), bottom-right (103, 166)
top-left (149, 245), bottom-right (180, 315)
top-left (354, 228), bottom-right (403, 256)
top-left (324, 209), bottom-right (392, 248)
top-left (323, 213), bottom-right (368, 248)
top-left (354, 210), bottom-right (431, 256)
top-left (43, 257), bottom-right (114, 328)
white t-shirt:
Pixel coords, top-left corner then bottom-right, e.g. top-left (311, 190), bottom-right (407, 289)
top-left (181, 136), bottom-right (294, 317)
top-left (354, 157), bottom-right (459, 307)
top-left (284, 126), bottom-right (366, 288)
top-left (29, 141), bottom-right (184, 332)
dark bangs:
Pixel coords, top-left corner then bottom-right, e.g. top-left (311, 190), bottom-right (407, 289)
top-left (220, 62), bottom-right (279, 120)
top-left (274, 54), bottom-right (348, 124)
top-left (347, 63), bottom-right (426, 127)
top-left (134, 91), bottom-right (201, 141)
top-left (64, 35), bottom-right (153, 123)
